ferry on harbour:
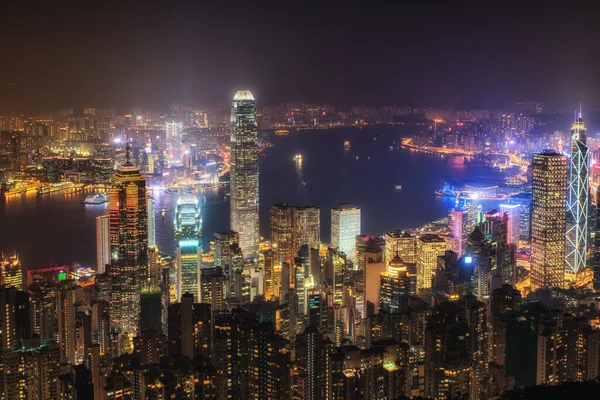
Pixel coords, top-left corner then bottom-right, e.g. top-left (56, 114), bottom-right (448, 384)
top-left (37, 181), bottom-right (74, 195)
top-left (83, 193), bottom-right (108, 205)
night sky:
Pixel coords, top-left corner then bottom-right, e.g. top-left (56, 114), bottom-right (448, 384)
top-left (2, 2), bottom-right (599, 112)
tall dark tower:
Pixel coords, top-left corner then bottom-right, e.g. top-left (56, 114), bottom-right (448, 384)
top-left (109, 144), bottom-right (148, 338)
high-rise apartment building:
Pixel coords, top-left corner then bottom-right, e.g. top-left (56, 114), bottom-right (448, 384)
top-left (293, 204), bottom-right (320, 253)
top-left (531, 151), bottom-right (567, 290)
top-left (96, 215), bottom-right (110, 274)
top-left (448, 208), bottom-right (467, 256)
top-left (499, 203), bottom-right (521, 246)
top-left (175, 195), bottom-right (202, 301)
top-left (230, 90), bottom-right (259, 260)
top-left (165, 120), bottom-right (183, 166)
top-left (109, 145), bottom-right (148, 336)
top-left (384, 231), bottom-right (417, 265)
top-left (57, 279), bottom-right (77, 365)
top-left (331, 204), bottom-right (361, 264)
top-left (566, 113), bottom-right (589, 274)
top-left (271, 204), bottom-right (294, 265)
top-left (416, 234), bottom-right (447, 292)
top-left (167, 294), bottom-right (211, 359)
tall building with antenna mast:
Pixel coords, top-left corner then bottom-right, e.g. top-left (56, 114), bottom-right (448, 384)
top-left (566, 109), bottom-right (589, 275)
top-left (109, 142), bottom-right (148, 338)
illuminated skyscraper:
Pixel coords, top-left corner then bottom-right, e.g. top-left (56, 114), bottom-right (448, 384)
top-left (57, 279), bottom-right (77, 365)
top-left (270, 203), bottom-right (320, 266)
top-left (175, 195), bottom-right (202, 301)
top-left (96, 215), bottom-right (110, 274)
top-left (416, 234), bottom-right (447, 292)
top-left (380, 255), bottom-right (410, 313)
top-left (109, 145), bottom-right (148, 336)
top-left (531, 151), bottom-right (567, 290)
top-left (165, 120), bottom-right (183, 166)
top-left (449, 208), bottom-right (467, 256)
top-left (0, 252), bottom-right (23, 290)
top-left (384, 230), bottom-right (416, 264)
top-left (271, 204), bottom-right (294, 265)
top-left (230, 90), bottom-right (259, 260)
top-left (147, 196), bottom-right (156, 247)
top-left (499, 203), bottom-right (521, 246)
top-left (293, 204), bottom-right (320, 253)
top-left (566, 112), bottom-right (589, 274)
top-left (331, 204), bottom-right (361, 264)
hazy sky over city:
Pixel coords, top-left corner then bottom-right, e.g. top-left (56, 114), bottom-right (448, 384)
top-left (2, 1), bottom-right (598, 112)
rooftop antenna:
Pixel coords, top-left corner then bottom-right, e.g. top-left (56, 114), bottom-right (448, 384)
top-left (579, 102), bottom-right (582, 119)
top-left (125, 142), bottom-right (131, 164)
top-left (124, 134), bottom-right (132, 166)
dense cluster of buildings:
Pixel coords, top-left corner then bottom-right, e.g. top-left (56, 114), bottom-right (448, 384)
top-left (2, 93), bottom-right (600, 400)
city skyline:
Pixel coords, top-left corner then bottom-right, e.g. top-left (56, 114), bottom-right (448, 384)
top-left (4, 3), bottom-right (600, 398)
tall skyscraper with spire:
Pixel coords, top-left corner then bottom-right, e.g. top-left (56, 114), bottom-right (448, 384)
top-left (566, 111), bottom-right (589, 274)
top-left (230, 90), bottom-right (259, 260)
top-left (109, 144), bottom-right (148, 337)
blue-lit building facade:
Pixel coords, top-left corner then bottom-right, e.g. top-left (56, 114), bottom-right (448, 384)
top-left (566, 113), bottom-right (589, 275)
top-left (175, 195), bottom-right (202, 301)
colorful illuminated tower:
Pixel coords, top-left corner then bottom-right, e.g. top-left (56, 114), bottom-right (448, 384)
top-left (175, 194), bottom-right (202, 301)
top-left (230, 90), bottom-right (259, 260)
top-left (109, 144), bottom-right (148, 336)
top-left (566, 112), bottom-right (589, 274)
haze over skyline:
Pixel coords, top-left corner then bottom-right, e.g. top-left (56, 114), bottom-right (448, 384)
top-left (2, 2), bottom-right (599, 113)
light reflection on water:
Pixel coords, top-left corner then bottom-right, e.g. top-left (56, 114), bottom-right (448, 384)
top-left (0, 126), bottom-right (503, 270)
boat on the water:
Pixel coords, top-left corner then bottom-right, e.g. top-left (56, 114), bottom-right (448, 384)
top-left (38, 181), bottom-right (75, 195)
top-left (83, 193), bottom-right (108, 204)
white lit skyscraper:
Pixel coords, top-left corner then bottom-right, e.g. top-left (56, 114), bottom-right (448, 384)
top-left (230, 90), bottom-right (259, 260)
top-left (165, 121), bottom-right (183, 166)
top-left (331, 204), bottom-right (361, 263)
top-left (175, 195), bottom-right (202, 301)
top-left (566, 112), bottom-right (589, 274)
top-left (96, 215), bottom-right (110, 274)
top-left (500, 203), bottom-right (521, 246)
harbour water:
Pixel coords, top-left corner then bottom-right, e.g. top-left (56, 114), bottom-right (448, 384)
top-left (0, 125), bottom-right (503, 270)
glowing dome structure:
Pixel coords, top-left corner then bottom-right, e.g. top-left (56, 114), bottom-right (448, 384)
top-left (233, 90), bottom-right (255, 101)
top-left (387, 255), bottom-right (407, 276)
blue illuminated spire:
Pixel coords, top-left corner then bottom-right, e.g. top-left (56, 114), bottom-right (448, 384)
top-left (566, 109), bottom-right (589, 274)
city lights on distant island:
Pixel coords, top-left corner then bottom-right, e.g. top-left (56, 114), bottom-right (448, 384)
top-left (3, 3), bottom-right (600, 400)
